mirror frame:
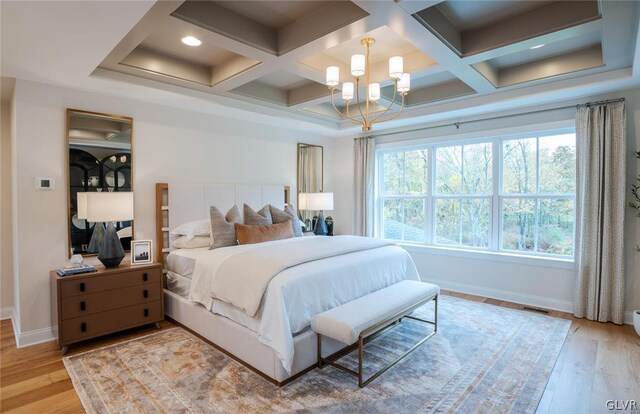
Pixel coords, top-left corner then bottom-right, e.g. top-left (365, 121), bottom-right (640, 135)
top-left (66, 108), bottom-right (135, 258)
top-left (296, 142), bottom-right (323, 209)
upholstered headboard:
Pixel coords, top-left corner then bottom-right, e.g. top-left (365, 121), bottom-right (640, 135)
top-left (155, 182), bottom-right (290, 263)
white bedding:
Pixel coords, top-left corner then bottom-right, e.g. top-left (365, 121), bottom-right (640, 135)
top-left (211, 236), bottom-right (394, 317)
top-left (166, 262), bottom-right (260, 332)
top-left (189, 236), bottom-right (420, 374)
top-left (166, 247), bottom-right (211, 279)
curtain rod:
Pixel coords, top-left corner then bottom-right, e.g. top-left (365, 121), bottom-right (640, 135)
top-left (578, 97), bottom-right (625, 107)
top-left (361, 97), bottom-right (625, 139)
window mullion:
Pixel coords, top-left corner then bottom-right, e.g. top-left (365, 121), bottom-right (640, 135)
top-left (428, 146), bottom-right (436, 245)
top-left (425, 148), bottom-right (432, 244)
top-left (493, 139), bottom-right (501, 251)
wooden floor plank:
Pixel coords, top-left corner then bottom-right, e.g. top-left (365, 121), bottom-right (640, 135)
top-left (1, 295), bottom-right (638, 414)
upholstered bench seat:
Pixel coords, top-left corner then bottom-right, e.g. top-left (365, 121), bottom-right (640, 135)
top-left (311, 280), bottom-right (439, 387)
top-left (311, 280), bottom-right (439, 345)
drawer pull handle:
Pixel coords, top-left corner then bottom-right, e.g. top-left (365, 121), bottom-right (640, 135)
top-left (143, 273), bottom-right (148, 282)
top-left (144, 308), bottom-right (149, 317)
top-left (80, 301), bottom-right (86, 311)
top-left (81, 322), bottom-right (87, 332)
top-left (143, 289), bottom-right (148, 298)
top-left (80, 282), bottom-right (85, 292)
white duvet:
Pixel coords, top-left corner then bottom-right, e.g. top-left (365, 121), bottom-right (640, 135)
top-left (188, 236), bottom-right (420, 374)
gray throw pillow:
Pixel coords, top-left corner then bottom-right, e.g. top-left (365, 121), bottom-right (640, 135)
top-left (243, 204), bottom-right (272, 226)
top-left (269, 204), bottom-right (303, 237)
top-left (209, 205), bottom-right (242, 249)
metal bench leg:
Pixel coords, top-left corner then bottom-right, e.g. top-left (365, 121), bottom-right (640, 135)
top-left (358, 335), bottom-right (364, 387)
top-left (434, 294), bottom-right (438, 332)
top-left (317, 333), bottom-right (324, 369)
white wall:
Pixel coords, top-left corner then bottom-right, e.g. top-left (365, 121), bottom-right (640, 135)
top-left (11, 79), bottom-right (334, 344)
top-left (1, 99), bottom-right (14, 315)
top-left (332, 88), bottom-right (640, 322)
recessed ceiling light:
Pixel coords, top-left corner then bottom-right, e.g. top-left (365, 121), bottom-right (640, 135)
top-left (181, 36), bottom-right (202, 47)
top-left (530, 44), bottom-right (545, 49)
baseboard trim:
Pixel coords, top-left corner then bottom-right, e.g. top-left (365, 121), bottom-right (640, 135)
top-left (16, 326), bottom-right (55, 348)
top-left (624, 311), bottom-right (634, 326)
top-left (0, 306), bottom-right (14, 320)
top-left (425, 277), bottom-right (574, 314)
top-left (426, 277), bottom-right (637, 325)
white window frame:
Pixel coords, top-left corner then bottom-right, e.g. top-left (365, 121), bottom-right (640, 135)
top-left (498, 135), bottom-right (577, 259)
top-left (375, 127), bottom-right (576, 266)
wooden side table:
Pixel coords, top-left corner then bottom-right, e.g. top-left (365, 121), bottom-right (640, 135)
top-left (50, 262), bottom-right (163, 354)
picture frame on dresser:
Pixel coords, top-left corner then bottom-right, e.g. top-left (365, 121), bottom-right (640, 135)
top-left (132, 240), bottom-right (152, 264)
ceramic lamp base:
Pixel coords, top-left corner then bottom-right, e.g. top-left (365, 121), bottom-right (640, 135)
top-left (98, 222), bottom-right (125, 268)
top-left (313, 211), bottom-right (328, 236)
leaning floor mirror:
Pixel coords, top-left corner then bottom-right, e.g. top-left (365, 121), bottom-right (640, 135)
top-left (67, 109), bottom-right (134, 257)
top-left (297, 143), bottom-right (323, 229)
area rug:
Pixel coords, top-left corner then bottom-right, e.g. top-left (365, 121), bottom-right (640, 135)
top-left (63, 296), bottom-right (570, 414)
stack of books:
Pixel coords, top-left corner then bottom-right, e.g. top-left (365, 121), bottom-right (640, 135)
top-left (56, 264), bottom-right (97, 276)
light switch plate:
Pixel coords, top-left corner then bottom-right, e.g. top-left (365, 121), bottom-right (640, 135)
top-left (35, 177), bottom-right (55, 190)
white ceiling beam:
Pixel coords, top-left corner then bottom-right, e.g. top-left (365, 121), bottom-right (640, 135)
top-left (351, 0), bottom-right (496, 93)
top-left (461, 19), bottom-right (603, 65)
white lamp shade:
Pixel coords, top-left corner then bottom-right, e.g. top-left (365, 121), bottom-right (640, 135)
top-left (326, 66), bottom-right (339, 86)
top-left (76, 192), bottom-right (88, 220)
top-left (300, 192), bottom-right (333, 211)
top-left (351, 54), bottom-right (365, 77)
top-left (85, 192), bottom-right (134, 222)
top-left (389, 56), bottom-right (403, 79)
top-left (341, 82), bottom-right (354, 100)
top-left (368, 83), bottom-right (380, 101)
top-left (398, 73), bottom-right (410, 93)
top-left (298, 193), bottom-right (308, 211)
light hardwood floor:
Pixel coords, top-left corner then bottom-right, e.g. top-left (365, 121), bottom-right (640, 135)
top-left (1, 291), bottom-right (638, 414)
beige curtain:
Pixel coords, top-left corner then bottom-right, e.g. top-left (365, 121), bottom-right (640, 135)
top-left (574, 100), bottom-right (626, 324)
top-left (353, 136), bottom-right (375, 237)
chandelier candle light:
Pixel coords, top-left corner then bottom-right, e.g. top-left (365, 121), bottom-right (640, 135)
top-left (325, 38), bottom-right (410, 131)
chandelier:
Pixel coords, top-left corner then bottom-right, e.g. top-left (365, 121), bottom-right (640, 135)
top-left (325, 38), bottom-right (411, 132)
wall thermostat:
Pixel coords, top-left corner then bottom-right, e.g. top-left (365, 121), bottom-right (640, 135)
top-left (35, 177), bottom-right (55, 190)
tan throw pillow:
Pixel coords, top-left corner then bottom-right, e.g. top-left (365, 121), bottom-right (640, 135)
top-left (243, 204), bottom-right (272, 226)
top-left (235, 221), bottom-right (295, 245)
top-left (269, 204), bottom-right (303, 237)
top-left (209, 205), bottom-right (242, 249)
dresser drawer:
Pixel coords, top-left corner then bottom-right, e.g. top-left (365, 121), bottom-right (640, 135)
top-left (60, 283), bottom-right (162, 320)
top-left (60, 267), bottom-right (161, 297)
top-left (61, 301), bottom-right (162, 344)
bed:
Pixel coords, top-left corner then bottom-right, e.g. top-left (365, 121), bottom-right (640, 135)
top-left (155, 182), bottom-right (420, 385)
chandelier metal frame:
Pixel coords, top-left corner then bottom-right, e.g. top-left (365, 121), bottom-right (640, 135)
top-left (325, 37), bottom-right (410, 132)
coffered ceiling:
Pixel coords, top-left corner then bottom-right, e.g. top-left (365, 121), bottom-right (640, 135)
top-left (2, 1), bottom-right (639, 134)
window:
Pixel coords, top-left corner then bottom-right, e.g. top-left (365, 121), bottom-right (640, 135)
top-left (501, 134), bottom-right (576, 256)
top-left (434, 142), bottom-right (492, 248)
top-left (380, 149), bottom-right (428, 243)
top-left (376, 131), bottom-right (576, 259)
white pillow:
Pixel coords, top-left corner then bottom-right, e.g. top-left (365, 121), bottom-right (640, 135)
top-left (172, 235), bottom-right (211, 249)
top-left (170, 219), bottom-right (210, 240)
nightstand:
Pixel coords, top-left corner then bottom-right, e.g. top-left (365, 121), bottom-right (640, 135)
top-left (50, 262), bottom-right (163, 355)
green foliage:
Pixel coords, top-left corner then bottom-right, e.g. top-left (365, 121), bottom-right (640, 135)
top-left (380, 135), bottom-right (576, 256)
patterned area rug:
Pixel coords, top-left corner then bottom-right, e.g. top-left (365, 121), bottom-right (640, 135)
top-left (63, 296), bottom-right (570, 413)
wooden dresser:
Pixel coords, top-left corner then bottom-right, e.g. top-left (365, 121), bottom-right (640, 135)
top-left (50, 262), bottom-right (163, 354)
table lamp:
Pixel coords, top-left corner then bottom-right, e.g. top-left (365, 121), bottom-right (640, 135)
top-left (300, 192), bottom-right (333, 236)
top-left (83, 192), bottom-right (134, 267)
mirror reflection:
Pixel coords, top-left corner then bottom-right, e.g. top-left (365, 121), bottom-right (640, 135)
top-left (297, 143), bottom-right (323, 228)
top-left (67, 109), bottom-right (133, 256)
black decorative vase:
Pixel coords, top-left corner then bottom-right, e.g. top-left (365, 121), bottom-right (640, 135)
top-left (98, 222), bottom-right (125, 268)
top-left (327, 222), bottom-right (334, 236)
